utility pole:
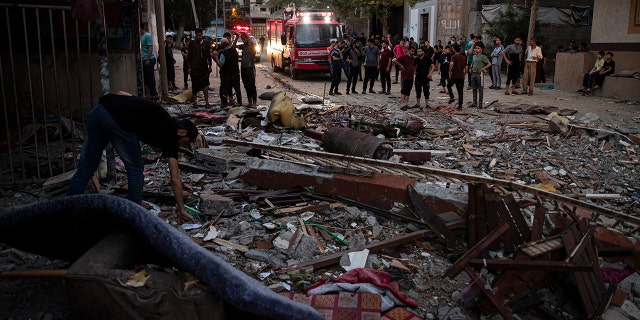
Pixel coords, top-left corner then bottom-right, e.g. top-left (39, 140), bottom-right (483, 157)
top-left (526, 0), bottom-right (538, 42)
top-left (154, 0), bottom-right (168, 97)
top-left (191, 0), bottom-right (199, 28)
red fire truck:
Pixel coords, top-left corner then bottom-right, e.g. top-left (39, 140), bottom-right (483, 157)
top-left (266, 7), bottom-right (342, 79)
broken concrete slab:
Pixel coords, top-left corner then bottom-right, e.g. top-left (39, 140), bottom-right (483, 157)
top-left (245, 249), bottom-right (287, 268)
top-left (199, 194), bottom-right (234, 216)
top-left (196, 147), bottom-right (249, 173)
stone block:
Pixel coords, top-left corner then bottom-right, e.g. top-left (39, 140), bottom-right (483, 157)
top-left (196, 147), bottom-right (249, 173)
top-left (199, 194), bottom-right (234, 216)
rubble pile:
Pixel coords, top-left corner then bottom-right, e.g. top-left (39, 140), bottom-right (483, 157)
top-left (2, 90), bottom-right (640, 319)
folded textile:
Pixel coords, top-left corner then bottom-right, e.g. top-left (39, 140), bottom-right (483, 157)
top-left (305, 268), bottom-right (418, 311)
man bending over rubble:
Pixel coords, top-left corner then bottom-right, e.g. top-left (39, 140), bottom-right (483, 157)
top-left (68, 92), bottom-right (199, 222)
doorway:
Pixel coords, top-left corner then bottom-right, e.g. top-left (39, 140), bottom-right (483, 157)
top-left (421, 13), bottom-right (429, 41)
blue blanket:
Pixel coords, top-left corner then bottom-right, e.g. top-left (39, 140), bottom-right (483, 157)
top-left (0, 194), bottom-right (322, 320)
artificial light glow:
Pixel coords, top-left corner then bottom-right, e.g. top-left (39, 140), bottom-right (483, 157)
top-left (324, 16), bottom-right (331, 22)
top-left (302, 16), bottom-right (310, 22)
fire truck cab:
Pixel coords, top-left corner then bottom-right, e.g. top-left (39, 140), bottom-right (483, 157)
top-left (266, 8), bottom-right (342, 79)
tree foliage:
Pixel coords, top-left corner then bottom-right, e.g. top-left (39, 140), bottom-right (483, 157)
top-left (485, 5), bottom-right (528, 44)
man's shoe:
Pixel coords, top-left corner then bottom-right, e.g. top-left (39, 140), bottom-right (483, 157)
top-left (385, 91), bottom-right (390, 95)
top-left (328, 92), bottom-right (334, 96)
top-left (362, 90), bottom-right (366, 94)
top-left (457, 105), bottom-right (463, 111)
top-left (346, 91), bottom-right (350, 95)
top-left (489, 86), bottom-right (495, 89)
top-left (378, 90), bottom-right (386, 94)
top-left (335, 92), bottom-right (342, 95)
top-left (392, 80), bottom-right (398, 84)
top-left (505, 91), bottom-right (510, 95)
top-left (352, 90), bottom-right (358, 94)
top-left (448, 98), bottom-right (455, 104)
top-left (369, 89), bottom-right (376, 93)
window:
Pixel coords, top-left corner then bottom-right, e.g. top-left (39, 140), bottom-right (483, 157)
top-left (295, 24), bottom-right (341, 48)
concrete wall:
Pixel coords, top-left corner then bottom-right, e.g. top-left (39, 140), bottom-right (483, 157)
top-left (408, 0), bottom-right (438, 43)
top-left (553, 52), bottom-right (595, 92)
top-left (435, 0), bottom-right (469, 44)
top-left (592, 0), bottom-right (640, 44)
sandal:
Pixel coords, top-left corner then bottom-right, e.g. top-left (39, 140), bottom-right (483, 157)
top-left (400, 105), bottom-right (409, 110)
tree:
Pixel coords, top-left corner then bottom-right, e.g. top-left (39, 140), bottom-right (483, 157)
top-left (485, 5), bottom-right (528, 44)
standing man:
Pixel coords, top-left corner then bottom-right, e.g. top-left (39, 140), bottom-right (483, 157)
top-left (328, 41), bottom-right (344, 95)
top-left (140, 23), bottom-right (159, 100)
top-left (188, 28), bottom-right (212, 108)
top-left (502, 37), bottom-right (523, 95)
top-left (413, 47), bottom-right (434, 109)
top-left (393, 47), bottom-right (415, 110)
top-left (437, 45), bottom-right (453, 93)
top-left (469, 44), bottom-right (491, 109)
top-left (466, 35), bottom-right (478, 90)
top-left (392, 38), bottom-right (407, 84)
top-left (362, 39), bottom-right (380, 94)
top-left (239, 32), bottom-right (257, 107)
top-left (164, 35), bottom-right (177, 91)
top-left (68, 92), bottom-right (199, 223)
top-left (345, 41), bottom-right (361, 95)
top-left (213, 37), bottom-right (242, 108)
top-left (522, 38), bottom-right (542, 95)
top-left (378, 40), bottom-right (393, 95)
top-left (489, 36), bottom-right (504, 89)
top-left (447, 44), bottom-right (468, 110)
top-left (181, 36), bottom-right (191, 90)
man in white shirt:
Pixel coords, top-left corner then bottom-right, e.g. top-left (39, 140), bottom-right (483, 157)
top-left (522, 38), bottom-right (542, 95)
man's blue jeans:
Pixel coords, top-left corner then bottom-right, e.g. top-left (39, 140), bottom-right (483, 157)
top-left (68, 104), bottom-right (144, 204)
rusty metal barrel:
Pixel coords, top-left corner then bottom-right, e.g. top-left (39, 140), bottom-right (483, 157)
top-left (321, 127), bottom-right (393, 160)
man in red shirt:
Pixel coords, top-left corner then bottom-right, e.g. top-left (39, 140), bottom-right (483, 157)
top-left (378, 40), bottom-right (393, 94)
top-left (447, 44), bottom-right (468, 110)
top-left (393, 47), bottom-right (415, 109)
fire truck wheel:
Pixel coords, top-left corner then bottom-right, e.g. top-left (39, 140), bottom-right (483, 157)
top-left (290, 67), bottom-right (298, 80)
top-left (271, 58), bottom-right (280, 72)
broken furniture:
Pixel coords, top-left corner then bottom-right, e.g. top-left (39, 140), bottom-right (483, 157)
top-left (444, 183), bottom-right (614, 319)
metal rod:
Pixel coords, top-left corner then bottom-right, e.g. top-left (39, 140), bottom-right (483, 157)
top-left (0, 3), bottom-right (70, 9)
top-left (0, 46), bottom-right (13, 184)
top-left (75, 19), bottom-right (85, 138)
top-left (36, 8), bottom-right (54, 177)
top-left (0, 269), bottom-right (68, 279)
top-left (49, 8), bottom-right (66, 173)
top-left (62, 9), bottom-right (77, 167)
top-left (23, 7), bottom-right (41, 179)
top-left (4, 6), bottom-right (20, 182)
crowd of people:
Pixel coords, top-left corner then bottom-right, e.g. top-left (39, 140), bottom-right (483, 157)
top-left (141, 25), bottom-right (616, 110)
top-left (325, 32), bottom-right (616, 109)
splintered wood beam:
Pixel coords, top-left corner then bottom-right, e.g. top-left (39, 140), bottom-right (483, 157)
top-left (407, 185), bottom-right (458, 249)
top-left (468, 259), bottom-right (593, 272)
top-left (280, 229), bottom-right (432, 273)
top-left (465, 265), bottom-right (514, 320)
top-left (443, 222), bottom-right (510, 279)
top-left (530, 205), bottom-right (547, 241)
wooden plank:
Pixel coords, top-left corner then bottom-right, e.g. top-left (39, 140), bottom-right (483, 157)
top-left (495, 200), bottom-right (525, 249)
top-left (530, 205), bottom-right (546, 241)
top-left (475, 183), bottom-right (488, 241)
top-left (468, 259), bottom-right (593, 272)
top-left (281, 229), bottom-right (432, 273)
top-left (484, 188), bottom-right (506, 251)
top-left (306, 225), bottom-right (326, 254)
top-left (465, 266), bottom-right (514, 320)
top-left (273, 204), bottom-right (331, 215)
top-left (468, 183), bottom-right (478, 246)
top-left (213, 238), bottom-right (249, 253)
top-left (407, 185), bottom-right (458, 249)
top-left (443, 222), bottom-right (510, 279)
top-left (562, 227), bottom-right (595, 317)
top-left (503, 193), bottom-right (532, 241)
top-left (521, 238), bottom-right (564, 258)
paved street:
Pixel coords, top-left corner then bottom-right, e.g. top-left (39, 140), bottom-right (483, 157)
top-left (170, 48), bottom-right (640, 128)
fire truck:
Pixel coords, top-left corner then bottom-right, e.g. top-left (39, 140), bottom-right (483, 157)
top-left (266, 7), bottom-right (342, 79)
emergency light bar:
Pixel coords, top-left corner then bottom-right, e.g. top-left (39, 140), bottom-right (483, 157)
top-left (296, 11), bottom-right (334, 17)
top-left (233, 25), bottom-right (251, 32)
